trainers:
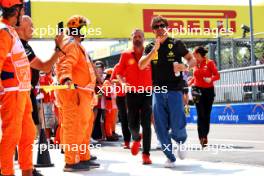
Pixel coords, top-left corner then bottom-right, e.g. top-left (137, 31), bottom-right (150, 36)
top-left (155, 141), bottom-right (162, 150)
top-left (177, 142), bottom-right (187, 160)
top-left (63, 163), bottom-right (90, 172)
top-left (164, 159), bottom-right (176, 168)
top-left (90, 138), bottom-right (99, 144)
top-left (32, 169), bottom-right (44, 176)
top-left (142, 154), bottom-right (152, 165)
top-left (123, 141), bottom-right (130, 149)
top-left (131, 140), bottom-right (141, 156)
top-left (80, 160), bottom-right (100, 169)
top-left (112, 132), bottom-right (120, 138)
top-left (106, 135), bottom-right (119, 141)
top-left (90, 155), bottom-right (97, 161)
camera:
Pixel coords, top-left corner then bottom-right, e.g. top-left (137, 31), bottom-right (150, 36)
top-left (241, 24), bottom-right (250, 38)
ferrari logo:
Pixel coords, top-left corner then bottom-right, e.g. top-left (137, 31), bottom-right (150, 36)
top-left (168, 44), bottom-right (173, 49)
top-left (152, 52), bottom-right (158, 61)
top-left (128, 58), bottom-right (135, 65)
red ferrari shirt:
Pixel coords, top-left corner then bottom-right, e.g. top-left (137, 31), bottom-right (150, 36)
top-left (116, 49), bottom-right (152, 92)
top-left (111, 64), bottom-right (126, 97)
top-left (191, 58), bottom-right (220, 88)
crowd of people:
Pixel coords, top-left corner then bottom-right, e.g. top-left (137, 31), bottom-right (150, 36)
top-left (0, 0), bottom-right (220, 175)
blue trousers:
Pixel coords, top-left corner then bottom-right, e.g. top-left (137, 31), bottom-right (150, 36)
top-left (153, 91), bottom-right (187, 162)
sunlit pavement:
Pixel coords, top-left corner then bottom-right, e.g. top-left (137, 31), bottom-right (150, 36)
top-left (13, 124), bottom-right (264, 176)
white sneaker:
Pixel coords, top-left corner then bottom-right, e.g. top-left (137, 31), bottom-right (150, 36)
top-left (155, 141), bottom-right (162, 149)
top-left (177, 143), bottom-right (187, 160)
top-left (90, 138), bottom-right (98, 144)
top-left (164, 159), bottom-right (176, 168)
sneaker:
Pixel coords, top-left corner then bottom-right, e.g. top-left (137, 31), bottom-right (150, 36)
top-left (106, 135), bottom-right (119, 141)
top-left (177, 142), bottom-right (187, 160)
top-left (123, 141), bottom-right (130, 149)
top-left (131, 140), bottom-right (141, 156)
top-left (63, 163), bottom-right (90, 172)
top-left (112, 132), bottom-right (119, 138)
top-left (155, 141), bottom-right (162, 150)
top-left (32, 169), bottom-right (44, 176)
top-left (90, 138), bottom-right (99, 144)
top-left (164, 159), bottom-right (176, 168)
top-left (142, 154), bottom-right (152, 165)
top-left (80, 160), bottom-right (100, 169)
top-left (90, 155), bottom-right (97, 161)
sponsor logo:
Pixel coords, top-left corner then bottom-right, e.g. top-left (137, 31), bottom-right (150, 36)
top-left (128, 58), bottom-right (136, 65)
top-left (143, 9), bottom-right (237, 33)
top-left (218, 104), bottom-right (239, 122)
top-left (247, 104), bottom-right (264, 121)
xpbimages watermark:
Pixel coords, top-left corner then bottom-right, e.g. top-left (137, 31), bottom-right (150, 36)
top-left (34, 143), bottom-right (102, 154)
top-left (96, 85), bottom-right (168, 96)
top-left (33, 26), bottom-right (102, 38)
top-left (162, 142), bottom-right (235, 155)
top-left (165, 26), bottom-right (234, 38)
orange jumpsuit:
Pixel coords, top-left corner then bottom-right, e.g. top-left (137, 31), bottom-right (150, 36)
top-left (0, 20), bottom-right (35, 175)
top-left (55, 37), bottom-right (96, 164)
top-left (103, 80), bottom-right (118, 138)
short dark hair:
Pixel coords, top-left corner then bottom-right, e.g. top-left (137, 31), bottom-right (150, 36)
top-left (194, 46), bottom-right (208, 57)
top-left (151, 16), bottom-right (169, 29)
top-left (131, 28), bottom-right (144, 37)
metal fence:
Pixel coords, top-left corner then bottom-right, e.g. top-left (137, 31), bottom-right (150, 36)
top-left (182, 38), bottom-right (264, 70)
top-left (96, 37), bottom-right (264, 70)
top-left (215, 65), bottom-right (264, 103)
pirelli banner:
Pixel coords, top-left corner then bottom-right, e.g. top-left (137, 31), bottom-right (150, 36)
top-left (31, 2), bottom-right (264, 39)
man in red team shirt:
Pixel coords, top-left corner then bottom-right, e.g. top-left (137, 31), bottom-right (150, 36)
top-left (116, 29), bottom-right (152, 165)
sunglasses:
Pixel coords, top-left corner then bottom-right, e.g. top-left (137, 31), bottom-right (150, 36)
top-left (152, 23), bottom-right (167, 30)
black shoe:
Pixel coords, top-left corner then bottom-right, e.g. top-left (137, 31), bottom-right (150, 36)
top-left (90, 155), bottom-right (97, 161)
top-left (49, 139), bottom-right (54, 145)
top-left (112, 132), bottom-right (118, 138)
top-left (63, 163), bottom-right (90, 172)
top-left (32, 168), bottom-right (44, 176)
top-left (200, 137), bottom-right (208, 148)
top-left (80, 160), bottom-right (100, 169)
top-left (106, 136), bottom-right (119, 141)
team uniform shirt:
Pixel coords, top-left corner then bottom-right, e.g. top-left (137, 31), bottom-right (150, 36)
top-left (117, 49), bottom-right (152, 93)
top-left (190, 59), bottom-right (220, 88)
top-left (144, 37), bottom-right (189, 91)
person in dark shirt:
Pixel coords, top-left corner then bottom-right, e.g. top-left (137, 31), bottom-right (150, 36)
top-left (21, 39), bottom-right (41, 126)
top-left (16, 15), bottom-right (63, 130)
top-left (139, 16), bottom-right (196, 168)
